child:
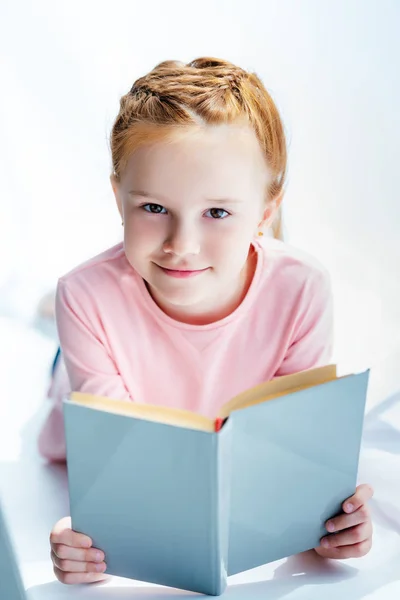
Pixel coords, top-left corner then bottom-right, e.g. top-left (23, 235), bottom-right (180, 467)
top-left (42, 57), bottom-right (373, 585)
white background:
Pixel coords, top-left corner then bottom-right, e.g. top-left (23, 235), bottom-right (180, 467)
top-left (1, 0), bottom-right (399, 401)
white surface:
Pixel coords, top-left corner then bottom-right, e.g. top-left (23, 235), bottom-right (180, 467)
top-left (1, 318), bottom-right (400, 599)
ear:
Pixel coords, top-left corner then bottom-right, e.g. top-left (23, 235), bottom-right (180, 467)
top-left (258, 191), bottom-right (284, 229)
top-left (110, 174), bottom-right (123, 221)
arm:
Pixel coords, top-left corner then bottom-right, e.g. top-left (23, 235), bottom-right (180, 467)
top-left (274, 269), bottom-right (374, 559)
top-left (38, 278), bottom-right (131, 462)
top-left (55, 278), bottom-right (131, 399)
top-left (274, 268), bottom-right (334, 376)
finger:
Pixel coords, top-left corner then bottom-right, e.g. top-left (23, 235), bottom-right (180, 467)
top-left (326, 504), bottom-right (370, 533)
top-left (343, 484), bottom-right (374, 514)
top-left (315, 538), bottom-right (372, 560)
top-left (50, 518), bottom-right (92, 549)
top-left (321, 521), bottom-right (372, 549)
top-left (51, 550), bottom-right (107, 574)
top-left (52, 544), bottom-right (105, 564)
top-left (53, 565), bottom-right (109, 585)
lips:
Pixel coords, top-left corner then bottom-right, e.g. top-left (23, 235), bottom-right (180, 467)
top-left (156, 265), bottom-right (209, 278)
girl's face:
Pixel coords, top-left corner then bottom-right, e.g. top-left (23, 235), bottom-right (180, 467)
top-left (112, 124), bottom-right (273, 324)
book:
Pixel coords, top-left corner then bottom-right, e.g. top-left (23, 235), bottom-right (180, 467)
top-left (63, 364), bottom-right (369, 596)
top-left (0, 500), bottom-right (27, 600)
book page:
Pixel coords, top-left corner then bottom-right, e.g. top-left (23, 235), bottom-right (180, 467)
top-left (219, 364), bottom-right (338, 419)
top-left (69, 392), bottom-right (215, 432)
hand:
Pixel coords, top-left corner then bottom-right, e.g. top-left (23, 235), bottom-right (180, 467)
top-left (315, 483), bottom-right (374, 559)
top-left (50, 516), bottom-right (109, 584)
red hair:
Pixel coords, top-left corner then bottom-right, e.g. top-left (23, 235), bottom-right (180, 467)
top-left (110, 58), bottom-right (287, 239)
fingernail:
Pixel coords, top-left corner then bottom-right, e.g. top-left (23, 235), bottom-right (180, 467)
top-left (322, 538), bottom-right (330, 548)
top-left (96, 562), bottom-right (106, 572)
top-left (95, 552), bottom-right (104, 562)
top-left (326, 521), bottom-right (335, 532)
top-left (345, 503), bottom-right (354, 513)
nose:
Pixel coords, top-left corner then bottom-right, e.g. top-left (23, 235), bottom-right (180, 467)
top-left (162, 219), bottom-right (200, 257)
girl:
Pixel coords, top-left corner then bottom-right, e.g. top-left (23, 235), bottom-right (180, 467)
top-left (41, 57), bottom-right (373, 585)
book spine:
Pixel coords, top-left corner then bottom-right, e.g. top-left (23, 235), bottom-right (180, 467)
top-left (215, 418), bottom-right (224, 432)
top-left (212, 420), bottom-right (232, 595)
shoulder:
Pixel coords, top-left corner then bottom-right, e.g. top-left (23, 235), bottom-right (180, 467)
top-left (55, 242), bottom-right (143, 332)
top-left (57, 242), bottom-right (131, 294)
top-left (256, 237), bottom-right (332, 301)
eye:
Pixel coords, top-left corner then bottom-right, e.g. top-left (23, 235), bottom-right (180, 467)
top-left (205, 208), bottom-right (229, 219)
top-left (142, 203), bottom-right (167, 214)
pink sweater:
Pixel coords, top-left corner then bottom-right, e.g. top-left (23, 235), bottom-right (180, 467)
top-left (38, 238), bottom-right (333, 461)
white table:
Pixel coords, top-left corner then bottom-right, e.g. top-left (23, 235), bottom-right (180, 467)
top-left (1, 319), bottom-right (400, 599)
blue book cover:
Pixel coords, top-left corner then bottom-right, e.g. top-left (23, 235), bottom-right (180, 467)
top-left (63, 366), bottom-right (369, 596)
top-left (227, 371), bottom-right (369, 574)
top-left (0, 500), bottom-right (26, 600)
top-left (64, 404), bottom-right (232, 596)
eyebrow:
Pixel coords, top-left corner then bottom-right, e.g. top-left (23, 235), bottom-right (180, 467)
top-left (128, 191), bottom-right (155, 199)
top-left (128, 190), bottom-right (243, 204)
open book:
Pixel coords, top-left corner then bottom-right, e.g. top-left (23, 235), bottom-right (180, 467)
top-left (0, 500), bottom-right (27, 600)
top-left (64, 364), bottom-right (369, 596)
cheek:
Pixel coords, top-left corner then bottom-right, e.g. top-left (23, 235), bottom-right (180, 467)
top-left (125, 216), bottom-right (165, 254)
top-left (207, 220), bottom-right (255, 261)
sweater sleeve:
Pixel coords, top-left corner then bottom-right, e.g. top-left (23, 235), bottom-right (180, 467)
top-left (274, 268), bottom-right (334, 377)
top-left (54, 278), bottom-right (131, 399)
top-left (38, 278), bottom-right (131, 462)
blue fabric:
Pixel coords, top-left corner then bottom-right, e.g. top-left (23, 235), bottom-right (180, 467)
top-left (51, 346), bottom-right (61, 376)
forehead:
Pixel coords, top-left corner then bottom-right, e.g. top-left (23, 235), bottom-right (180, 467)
top-left (120, 124), bottom-right (270, 197)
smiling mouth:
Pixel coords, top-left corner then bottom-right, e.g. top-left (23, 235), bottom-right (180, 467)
top-left (156, 265), bottom-right (210, 278)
